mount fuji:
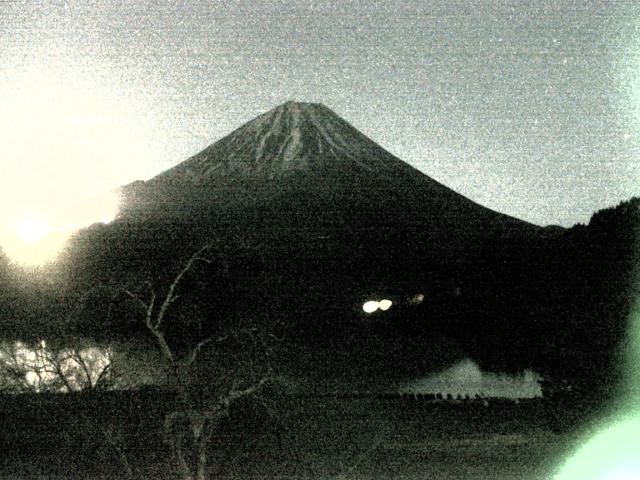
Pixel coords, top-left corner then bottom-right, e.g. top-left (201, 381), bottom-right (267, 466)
top-left (63, 101), bottom-right (554, 383)
top-left (41, 102), bottom-right (637, 395)
top-left (121, 101), bottom-right (540, 244)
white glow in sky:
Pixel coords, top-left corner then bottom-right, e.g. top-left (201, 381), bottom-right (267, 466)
top-left (0, 188), bottom-right (122, 266)
top-left (0, 44), bottom-right (160, 265)
top-left (15, 217), bottom-right (50, 245)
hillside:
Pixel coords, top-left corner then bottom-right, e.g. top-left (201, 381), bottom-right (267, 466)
top-left (120, 101), bottom-right (540, 238)
top-left (49, 106), bottom-right (637, 398)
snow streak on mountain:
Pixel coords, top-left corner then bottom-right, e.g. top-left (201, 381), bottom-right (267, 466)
top-left (120, 100), bottom-right (541, 245)
top-left (156, 101), bottom-right (413, 182)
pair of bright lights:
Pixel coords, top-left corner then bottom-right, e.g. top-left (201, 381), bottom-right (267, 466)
top-left (362, 299), bottom-right (393, 313)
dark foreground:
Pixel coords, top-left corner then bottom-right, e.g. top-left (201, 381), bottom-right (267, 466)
top-left (0, 391), bottom-right (582, 479)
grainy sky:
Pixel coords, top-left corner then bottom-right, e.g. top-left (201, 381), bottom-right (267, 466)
top-left (1, 0), bottom-right (639, 229)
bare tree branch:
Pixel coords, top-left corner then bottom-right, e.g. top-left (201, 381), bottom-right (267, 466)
top-left (93, 363), bottom-right (112, 390)
top-left (121, 240), bottom-right (281, 480)
top-left (69, 348), bottom-right (94, 390)
top-left (123, 288), bottom-right (176, 363)
top-left (183, 333), bottom-right (230, 367)
top-left (221, 374), bottom-right (274, 408)
top-left (102, 426), bottom-right (134, 480)
top-left (155, 243), bottom-right (213, 332)
top-left (123, 288), bottom-right (156, 324)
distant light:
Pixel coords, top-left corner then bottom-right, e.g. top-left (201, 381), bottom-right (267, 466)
top-left (409, 293), bottom-right (424, 305)
top-left (363, 301), bottom-right (379, 313)
top-left (379, 299), bottom-right (393, 311)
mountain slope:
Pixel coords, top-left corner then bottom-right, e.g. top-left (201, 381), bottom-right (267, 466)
top-left (99, 102), bottom-right (553, 318)
top-left (61, 102), bottom-right (558, 384)
top-left (155, 100), bottom-right (424, 180)
top-left (121, 101), bottom-right (540, 243)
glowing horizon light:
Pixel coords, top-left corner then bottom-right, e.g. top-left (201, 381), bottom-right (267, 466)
top-left (363, 301), bottom-right (380, 313)
top-left (15, 216), bottom-right (51, 244)
top-left (1, 227), bottom-right (71, 266)
top-left (0, 54), bottom-right (156, 266)
top-left (1, 190), bottom-right (121, 266)
top-left (379, 299), bottom-right (393, 311)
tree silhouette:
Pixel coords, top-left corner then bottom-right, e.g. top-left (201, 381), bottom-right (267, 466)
top-left (122, 243), bottom-right (278, 480)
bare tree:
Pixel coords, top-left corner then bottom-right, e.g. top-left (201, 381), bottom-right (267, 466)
top-left (124, 243), bottom-right (277, 480)
top-left (0, 341), bottom-right (40, 393)
top-left (0, 338), bottom-right (115, 393)
top-left (0, 335), bottom-right (148, 479)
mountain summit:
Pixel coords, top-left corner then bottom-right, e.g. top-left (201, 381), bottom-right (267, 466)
top-left (123, 101), bottom-right (538, 243)
top-left (155, 101), bottom-right (416, 183)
